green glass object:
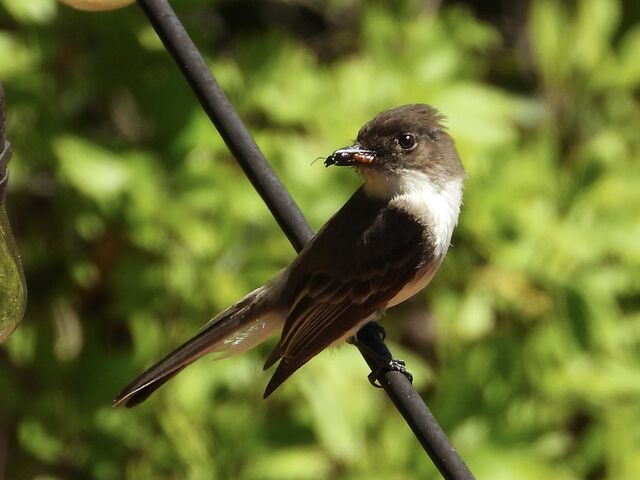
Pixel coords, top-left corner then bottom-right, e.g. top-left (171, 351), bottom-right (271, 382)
top-left (0, 203), bottom-right (26, 342)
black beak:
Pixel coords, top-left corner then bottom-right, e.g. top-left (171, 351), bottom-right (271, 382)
top-left (325, 145), bottom-right (377, 167)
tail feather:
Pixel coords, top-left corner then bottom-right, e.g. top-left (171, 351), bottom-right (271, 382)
top-left (263, 358), bottom-right (299, 399)
top-left (263, 344), bottom-right (281, 371)
top-left (115, 366), bottom-right (186, 408)
top-left (114, 286), bottom-right (279, 408)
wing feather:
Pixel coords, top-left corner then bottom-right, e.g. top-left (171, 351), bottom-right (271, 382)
top-left (263, 189), bottom-right (433, 396)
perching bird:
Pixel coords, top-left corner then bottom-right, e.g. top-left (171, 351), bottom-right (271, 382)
top-left (114, 104), bottom-right (465, 407)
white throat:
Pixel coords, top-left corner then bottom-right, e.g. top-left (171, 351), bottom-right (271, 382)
top-left (363, 169), bottom-right (463, 256)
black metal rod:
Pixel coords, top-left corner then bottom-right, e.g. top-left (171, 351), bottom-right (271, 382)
top-left (135, 1), bottom-right (474, 478)
top-left (356, 323), bottom-right (474, 479)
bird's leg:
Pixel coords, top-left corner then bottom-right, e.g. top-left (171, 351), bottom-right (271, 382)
top-left (368, 321), bottom-right (387, 341)
top-left (349, 322), bottom-right (413, 388)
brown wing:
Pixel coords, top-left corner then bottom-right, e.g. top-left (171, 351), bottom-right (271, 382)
top-left (263, 188), bottom-right (431, 397)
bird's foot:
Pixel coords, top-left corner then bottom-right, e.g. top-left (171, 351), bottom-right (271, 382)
top-left (367, 358), bottom-right (413, 388)
top-left (349, 322), bottom-right (414, 388)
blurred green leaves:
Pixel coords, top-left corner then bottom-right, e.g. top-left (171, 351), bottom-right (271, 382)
top-left (0, 31), bottom-right (40, 78)
top-left (2, 0), bottom-right (57, 25)
top-left (0, 0), bottom-right (639, 479)
top-left (55, 136), bottom-right (132, 203)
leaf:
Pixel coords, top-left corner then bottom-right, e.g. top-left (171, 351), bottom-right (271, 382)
top-left (54, 136), bottom-right (132, 203)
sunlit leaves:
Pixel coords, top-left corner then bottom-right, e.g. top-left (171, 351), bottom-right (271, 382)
top-left (1, 0), bottom-right (640, 478)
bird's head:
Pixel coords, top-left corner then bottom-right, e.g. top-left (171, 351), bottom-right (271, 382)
top-left (325, 104), bottom-right (465, 197)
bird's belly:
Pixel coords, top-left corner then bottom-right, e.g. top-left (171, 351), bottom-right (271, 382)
top-left (386, 256), bottom-right (443, 307)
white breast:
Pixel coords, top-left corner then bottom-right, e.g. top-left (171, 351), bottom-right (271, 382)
top-left (400, 173), bottom-right (463, 256)
top-left (362, 169), bottom-right (463, 307)
top-left (364, 169), bottom-right (463, 256)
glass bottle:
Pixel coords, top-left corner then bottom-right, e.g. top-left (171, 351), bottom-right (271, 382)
top-left (0, 201), bottom-right (26, 342)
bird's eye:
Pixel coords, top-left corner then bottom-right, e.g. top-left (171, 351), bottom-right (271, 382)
top-left (397, 134), bottom-right (415, 150)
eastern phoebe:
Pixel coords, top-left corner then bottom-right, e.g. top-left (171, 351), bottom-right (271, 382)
top-left (115, 104), bottom-right (465, 407)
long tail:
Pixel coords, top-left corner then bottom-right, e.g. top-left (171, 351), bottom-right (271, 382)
top-left (114, 285), bottom-right (281, 408)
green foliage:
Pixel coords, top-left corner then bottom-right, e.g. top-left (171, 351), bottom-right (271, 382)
top-left (1, 0), bottom-right (639, 478)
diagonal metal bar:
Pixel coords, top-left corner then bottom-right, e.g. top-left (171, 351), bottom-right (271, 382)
top-left (355, 325), bottom-right (475, 479)
top-left (135, 1), bottom-right (474, 478)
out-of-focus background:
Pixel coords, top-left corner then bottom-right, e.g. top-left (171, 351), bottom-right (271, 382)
top-left (1, 0), bottom-right (640, 478)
